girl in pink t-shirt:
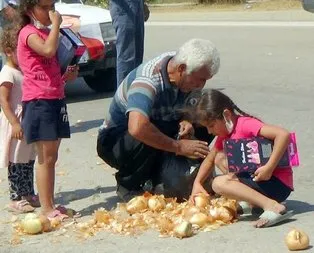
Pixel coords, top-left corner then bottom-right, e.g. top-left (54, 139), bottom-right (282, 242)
top-left (189, 89), bottom-right (294, 228)
top-left (17, 0), bottom-right (78, 220)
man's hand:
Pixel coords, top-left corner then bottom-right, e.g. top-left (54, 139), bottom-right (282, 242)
top-left (178, 120), bottom-right (194, 139)
top-left (176, 139), bottom-right (209, 158)
top-left (12, 123), bottom-right (23, 140)
top-left (253, 165), bottom-right (273, 182)
top-left (190, 182), bottom-right (209, 203)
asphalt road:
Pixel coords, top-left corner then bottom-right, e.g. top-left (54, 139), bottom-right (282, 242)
top-left (1, 10), bottom-right (314, 253)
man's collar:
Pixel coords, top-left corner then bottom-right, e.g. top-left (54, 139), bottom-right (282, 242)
top-left (160, 55), bottom-right (175, 90)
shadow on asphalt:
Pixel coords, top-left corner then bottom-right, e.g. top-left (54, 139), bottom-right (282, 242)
top-left (64, 78), bottom-right (114, 104)
top-left (55, 186), bottom-right (116, 205)
top-left (78, 195), bottom-right (121, 217)
top-left (70, 119), bottom-right (104, 134)
top-left (286, 199), bottom-right (314, 215)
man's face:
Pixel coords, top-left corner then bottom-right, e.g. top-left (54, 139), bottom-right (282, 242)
top-left (177, 65), bottom-right (213, 93)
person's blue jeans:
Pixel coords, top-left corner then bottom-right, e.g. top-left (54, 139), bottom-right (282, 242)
top-left (110, 0), bottom-right (145, 88)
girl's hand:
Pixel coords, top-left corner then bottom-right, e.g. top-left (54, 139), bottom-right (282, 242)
top-left (190, 182), bottom-right (209, 203)
top-left (12, 123), bottom-right (23, 140)
top-left (253, 165), bottom-right (273, 182)
top-left (63, 65), bottom-right (79, 82)
top-left (178, 120), bottom-right (194, 139)
top-left (49, 10), bottom-right (62, 27)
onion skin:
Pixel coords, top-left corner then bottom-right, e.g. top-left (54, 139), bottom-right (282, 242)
top-left (285, 229), bottom-right (310, 251)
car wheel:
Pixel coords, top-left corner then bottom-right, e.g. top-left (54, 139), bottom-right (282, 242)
top-left (84, 68), bottom-right (116, 93)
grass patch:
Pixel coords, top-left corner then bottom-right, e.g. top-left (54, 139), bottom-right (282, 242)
top-left (150, 0), bottom-right (302, 12)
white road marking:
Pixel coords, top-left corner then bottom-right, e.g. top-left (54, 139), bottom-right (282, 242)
top-left (146, 21), bottom-right (314, 27)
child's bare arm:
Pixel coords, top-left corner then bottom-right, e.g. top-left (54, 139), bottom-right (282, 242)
top-left (0, 83), bottom-right (23, 139)
top-left (0, 83), bottom-right (19, 125)
top-left (27, 11), bottom-right (62, 58)
top-left (195, 148), bottom-right (217, 184)
top-left (190, 148), bottom-right (218, 201)
top-left (254, 124), bottom-right (290, 181)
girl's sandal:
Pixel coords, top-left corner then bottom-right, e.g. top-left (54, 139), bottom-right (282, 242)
top-left (8, 200), bottom-right (35, 214)
top-left (56, 205), bottom-right (81, 218)
top-left (47, 209), bottom-right (69, 222)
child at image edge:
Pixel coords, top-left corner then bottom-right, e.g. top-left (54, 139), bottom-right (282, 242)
top-left (0, 25), bottom-right (39, 213)
top-left (189, 89), bottom-right (294, 228)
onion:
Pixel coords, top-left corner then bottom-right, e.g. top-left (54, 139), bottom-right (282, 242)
top-left (210, 207), bottom-right (233, 223)
top-left (94, 209), bottom-right (111, 224)
top-left (174, 221), bottom-right (193, 238)
top-left (194, 194), bottom-right (210, 208)
top-left (39, 215), bottom-right (51, 232)
top-left (22, 217), bottom-right (42, 235)
top-left (285, 229), bottom-right (310, 251)
top-left (24, 213), bottom-right (38, 221)
top-left (189, 213), bottom-right (208, 227)
top-left (126, 196), bottom-right (148, 214)
top-left (148, 196), bottom-right (166, 212)
top-left (183, 206), bottom-right (201, 220)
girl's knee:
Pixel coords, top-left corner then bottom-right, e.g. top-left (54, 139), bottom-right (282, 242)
top-left (212, 175), bottom-right (229, 194)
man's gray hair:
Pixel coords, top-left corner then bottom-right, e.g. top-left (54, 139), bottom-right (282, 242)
top-left (173, 38), bottom-right (220, 75)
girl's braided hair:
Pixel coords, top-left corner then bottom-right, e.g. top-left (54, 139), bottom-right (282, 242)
top-left (184, 88), bottom-right (259, 123)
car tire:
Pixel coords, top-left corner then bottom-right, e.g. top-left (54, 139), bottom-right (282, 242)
top-left (84, 68), bottom-right (116, 93)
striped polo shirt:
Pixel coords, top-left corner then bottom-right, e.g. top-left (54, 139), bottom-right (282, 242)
top-left (101, 52), bottom-right (193, 132)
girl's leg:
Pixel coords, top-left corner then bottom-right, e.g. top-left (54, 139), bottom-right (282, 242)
top-left (35, 140), bottom-right (61, 215)
top-left (212, 174), bottom-right (286, 227)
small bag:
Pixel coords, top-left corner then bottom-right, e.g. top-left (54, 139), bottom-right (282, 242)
top-left (158, 153), bottom-right (201, 201)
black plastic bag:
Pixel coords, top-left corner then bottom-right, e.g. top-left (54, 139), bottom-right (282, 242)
top-left (157, 153), bottom-right (201, 201)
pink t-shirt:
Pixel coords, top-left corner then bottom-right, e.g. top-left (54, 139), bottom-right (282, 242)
top-left (17, 24), bottom-right (64, 101)
top-left (215, 116), bottom-right (293, 190)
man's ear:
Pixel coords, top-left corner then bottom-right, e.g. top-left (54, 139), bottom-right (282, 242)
top-left (178, 64), bottom-right (186, 76)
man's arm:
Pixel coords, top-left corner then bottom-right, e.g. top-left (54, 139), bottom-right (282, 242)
top-left (128, 111), bottom-right (179, 153)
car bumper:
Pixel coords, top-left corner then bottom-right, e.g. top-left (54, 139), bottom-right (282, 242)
top-left (78, 40), bottom-right (116, 77)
